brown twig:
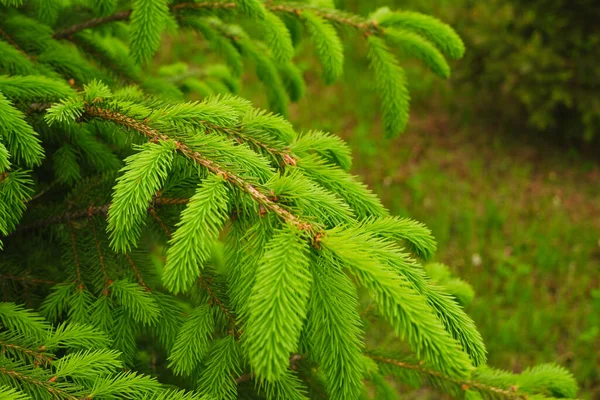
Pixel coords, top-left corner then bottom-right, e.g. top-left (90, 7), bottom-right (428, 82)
top-left (0, 27), bottom-right (34, 60)
top-left (266, 3), bottom-right (379, 33)
top-left (198, 277), bottom-right (236, 329)
top-left (125, 253), bottom-right (151, 292)
top-left (28, 103), bottom-right (52, 113)
top-left (0, 274), bottom-right (59, 286)
top-left (148, 207), bottom-right (172, 239)
top-left (15, 204), bottom-right (110, 235)
top-left (53, 10), bottom-right (133, 39)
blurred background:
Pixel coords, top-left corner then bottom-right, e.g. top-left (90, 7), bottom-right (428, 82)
top-left (165, 0), bottom-right (600, 397)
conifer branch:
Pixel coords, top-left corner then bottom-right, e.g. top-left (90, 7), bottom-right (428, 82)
top-left (148, 207), bottom-right (172, 239)
top-left (0, 27), bottom-right (33, 61)
top-left (0, 340), bottom-right (52, 366)
top-left (53, 1), bottom-right (380, 39)
top-left (84, 106), bottom-right (319, 237)
top-left (125, 253), bottom-right (151, 292)
top-left (266, 3), bottom-right (380, 35)
top-left (156, 217), bottom-right (239, 331)
top-left (198, 276), bottom-right (238, 336)
top-left (368, 354), bottom-right (529, 399)
top-left (173, 1), bottom-right (380, 34)
top-left (150, 207), bottom-right (240, 332)
top-left (10, 198), bottom-right (189, 235)
top-left (0, 366), bottom-right (77, 400)
top-left (53, 11), bottom-right (133, 39)
top-left (206, 121), bottom-right (296, 167)
top-left (0, 274), bottom-right (59, 286)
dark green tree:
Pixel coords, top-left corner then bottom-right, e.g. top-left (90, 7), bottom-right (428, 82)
top-left (0, 0), bottom-right (577, 398)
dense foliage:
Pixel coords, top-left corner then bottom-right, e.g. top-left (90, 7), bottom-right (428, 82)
top-left (453, 0), bottom-right (600, 142)
top-left (0, 0), bottom-right (580, 398)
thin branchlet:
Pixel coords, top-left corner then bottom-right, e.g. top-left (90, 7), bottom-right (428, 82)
top-left (204, 120), bottom-right (296, 167)
top-left (0, 367), bottom-right (77, 400)
top-left (198, 276), bottom-right (238, 337)
top-left (10, 198), bottom-right (188, 235)
top-left (266, 3), bottom-right (380, 34)
top-left (149, 207), bottom-right (173, 239)
top-left (0, 339), bottom-right (53, 366)
top-left (53, 10), bottom-right (133, 39)
top-left (0, 274), bottom-right (59, 286)
top-left (125, 253), bottom-right (151, 292)
top-left (368, 355), bottom-right (528, 399)
top-left (0, 27), bottom-right (34, 60)
top-left (68, 35), bottom-right (140, 86)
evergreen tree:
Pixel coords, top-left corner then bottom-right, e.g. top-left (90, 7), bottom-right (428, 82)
top-left (0, 1), bottom-right (577, 399)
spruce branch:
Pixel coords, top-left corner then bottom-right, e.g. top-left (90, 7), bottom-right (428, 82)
top-left (0, 339), bottom-right (53, 366)
top-left (83, 105), bottom-right (320, 237)
top-left (53, 1), bottom-right (380, 39)
top-left (162, 176), bottom-right (229, 293)
top-left (205, 120), bottom-right (296, 167)
top-left (0, 27), bottom-right (33, 61)
top-left (198, 276), bottom-right (238, 335)
top-left (53, 11), bottom-right (133, 39)
top-left (174, 1), bottom-right (380, 35)
top-left (10, 197), bottom-right (189, 235)
top-left (154, 226), bottom-right (239, 334)
top-left (148, 207), bottom-right (172, 239)
top-left (0, 366), bottom-right (77, 400)
top-left (368, 354), bottom-right (530, 399)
